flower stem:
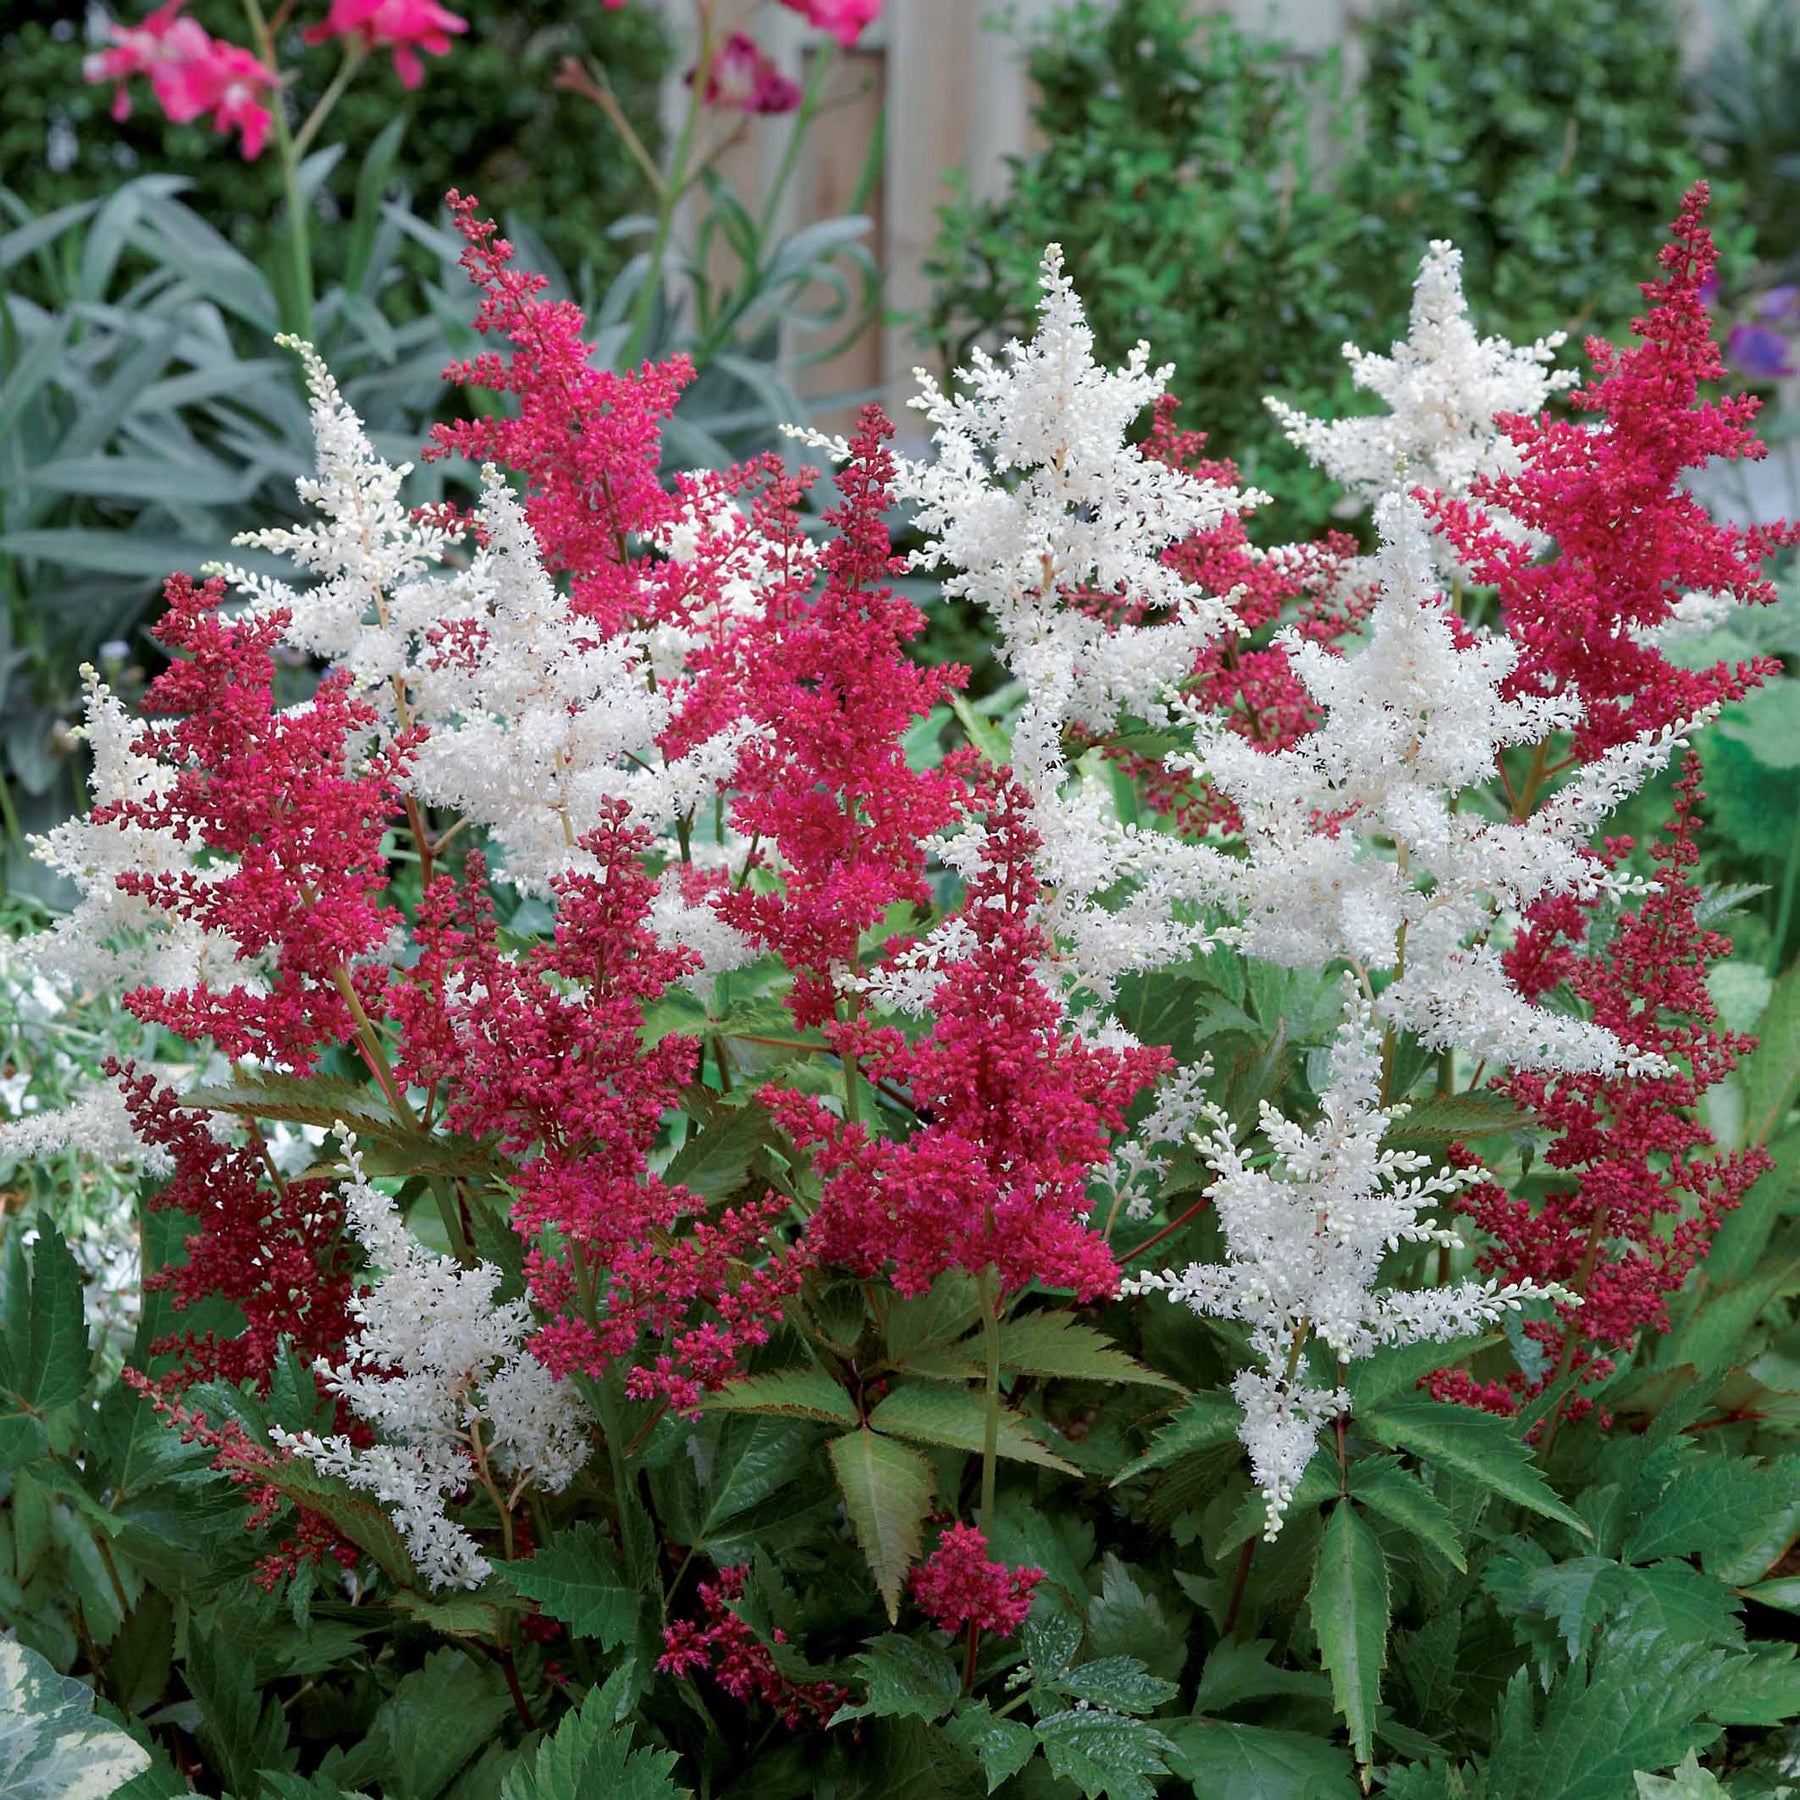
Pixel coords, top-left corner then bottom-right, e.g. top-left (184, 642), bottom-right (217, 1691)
top-left (977, 1267), bottom-right (1002, 1529)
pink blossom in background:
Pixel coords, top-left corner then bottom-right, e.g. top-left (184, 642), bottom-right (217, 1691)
top-left (698, 31), bottom-right (802, 114)
top-left (779, 0), bottom-right (881, 48)
top-left (84, 1), bottom-right (276, 158)
top-left (304, 0), bottom-right (468, 88)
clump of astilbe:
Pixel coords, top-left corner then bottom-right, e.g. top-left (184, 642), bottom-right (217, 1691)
top-left (1432, 183), bottom-right (1797, 762)
top-left (909, 1523), bottom-right (1043, 1638)
top-left (1128, 978), bottom-right (1545, 1532)
top-left (1267, 237), bottom-right (1576, 515)
top-left (802, 245), bottom-right (1248, 1005)
top-left (273, 1145), bottom-right (589, 1591)
top-left (718, 404), bottom-right (975, 1029)
top-left (1432, 760), bottom-right (1771, 1419)
top-left (772, 779), bottom-right (1168, 1303)
top-left (391, 818), bottom-right (802, 1412)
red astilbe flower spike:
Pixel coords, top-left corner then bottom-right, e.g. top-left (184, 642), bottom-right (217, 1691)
top-left (659, 1566), bottom-right (846, 1730)
top-left (910, 1523), bottom-right (1043, 1637)
top-left (1432, 183), bottom-right (1796, 764)
top-left (1430, 758), bottom-right (1770, 1418)
top-left (770, 778), bottom-right (1169, 1300)
top-left (106, 574), bottom-right (417, 1070)
top-left (428, 195), bottom-right (693, 638)
top-left (1078, 398), bottom-right (1364, 834)
top-left (393, 814), bottom-right (802, 1411)
top-left (719, 404), bottom-right (975, 1027)
top-left (110, 1064), bottom-right (355, 1391)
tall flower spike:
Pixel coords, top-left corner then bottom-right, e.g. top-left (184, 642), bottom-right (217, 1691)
top-left (273, 1142), bottom-right (588, 1591)
top-left (1267, 239), bottom-right (1575, 511)
top-left (1175, 495), bottom-right (1690, 1078)
top-left (1128, 977), bottom-right (1549, 1531)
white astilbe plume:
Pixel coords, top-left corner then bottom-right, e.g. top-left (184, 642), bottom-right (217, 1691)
top-left (273, 1144), bottom-right (588, 1590)
top-left (798, 246), bottom-right (1241, 999)
top-left (1267, 240), bottom-right (1575, 511)
top-left (1126, 980), bottom-right (1548, 1531)
top-left (25, 671), bottom-right (254, 997)
top-left (0, 1079), bottom-right (172, 1177)
top-left (1091, 1056), bottom-right (1213, 1224)
top-left (1173, 495), bottom-right (1689, 1079)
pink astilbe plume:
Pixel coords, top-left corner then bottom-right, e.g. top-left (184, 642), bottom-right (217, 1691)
top-left (106, 573), bottom-right (416, 1070)
top-left (910, 1523), bottom-right (1043, 1638)
top-left (110, 1065), bottom-right (354, 1391)
top-left (771, 779), bottom-right (1169, 1299)
top-left (1430, 759), bottom-right (1770, 1419)
top-left (1432, 183), bottom-right (1796, 762)
top-left (428, 195), bottom-right (693, 637)
top-left (1083, 398), bottom-right (1363, 834)
top-left (720, 404), bottom-right (974, 1026)
top-left (393, 815), bottom-right (800, 1411)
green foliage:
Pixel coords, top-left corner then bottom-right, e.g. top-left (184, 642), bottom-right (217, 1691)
top-left (0, 1637), bottom-right (151, 1798)
top-left (500, 1520), bottom-right (638, 1650)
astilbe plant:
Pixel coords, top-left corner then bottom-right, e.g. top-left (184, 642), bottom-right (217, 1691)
top-left (6, 181), bottom-right (1799, 1798)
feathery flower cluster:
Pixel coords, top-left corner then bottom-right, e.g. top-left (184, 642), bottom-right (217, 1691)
top-left (274, 1146), bottom-right (588, 1590)
top-left (1432, 761), bottom-right (1770, 1416)
top-left (909, 1524), bottom-right (1043, 1638)
top-left (774, 781), bottom-right (1167, 1300)
top-left (658, 1566), bottom-right (847, 1729)
top-left (302, 0), bottom-right (467, 88)
top-left (1129, 979), bottom-right (1547, 1530)
top-left (1433, 185), bottom-right (1796, 761)
top-left (1268, 238), bottom-right (1575, 514)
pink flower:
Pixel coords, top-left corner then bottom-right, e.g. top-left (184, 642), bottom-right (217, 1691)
top-left (697, 32), bottom-right (803, 114)
top-left (83, 1), bottom-right (275, 158)
top-left (303, 0), bottom-right (468, 88)
top-left (910, 1525), bottom-right (1043, 1638)
top-left (779, 0), bottom-right (880, 49)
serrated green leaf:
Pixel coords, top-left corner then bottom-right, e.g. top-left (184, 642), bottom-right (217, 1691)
top-left (705, 1370), bottom-right (859, 1425)
top-left (834, 1634), bottom-right (961, 1723)
top-left (1634, 1752), bottom-right (1728, 1800)
top-left (998, 1313), bottom-right (1183, 1390)
top-left (1112, 1389), bottom-right (1242, 1485)
top-left (260, 1775), bottom-right (375, 1799)
top-left (336, 1649), bottom-right (512, 1800)
top-left (1624, 1456), bottom-right (1794, 1579)
top-left (1346, 1336), bottom-right (1503, 1412)
top-left (184, 1072), bottom-right (397, 1134)
top-left (1033, 1709), bottom-right (1181, 1800)
top-left (1053, 1655), bottom-right (1178, 1715)
top-left (17, 1226), bottom-right (87, 1414)
top-left (500, 1680), bottom-right (688, 1800)
top-left (502, 1520), bottom-right (637, 1649)
top-left (0, 1639), bottom-right (152, 1800)
top-left (185, 1626), bottom-right (296, 1795)
top-left (884, 1272), bottom-right (983, 1379)
top-left (259, 1458), bottom-right (416, 1586)
top-left (1382, 1091), bottom-right (1529, 1145)
top-left (1309, 1502), bottom-right (1389, 1770)
top-left (1167, 1719), bottom-right (1360, 1799)
top-left (946, 1702), bottom-right (1038, 1793)
top-left (1363, 1398), bottom-right (1590, 1534)
top-left (665, 1102), bottom-right (775, 1201)
top-left (1024, 1608), bottom-right (1084, 1683)
top-left (868, 1384), bottom-right (1080, 1473)
top-left (1349, 1456), bottom-right (1466, 1570)
top-left (1741, 960), bottom-right (1800, 1147)
top-left (828, 1430), bottom-right (934, 1622)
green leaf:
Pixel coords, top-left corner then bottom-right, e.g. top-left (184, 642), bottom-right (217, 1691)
top-left (1623, 1456), bottom-right (1795, 1579)
top-left (0, 1639), bottom-right (152, 1799)
top-left (336, 1649), bottom-right (513, 1800)
top-left (0, 1225), bottom-right (89, 1415)
top-left (1033, 1710), bottom-right (1181, 1800)
top-left (1167, 1720), bottom-right (1360, 1799)
top-left (948, 691), bottom-right (1012, 765)
top-left (1349, 1456), bottom-right (1466, 1570)
top-left (260, 1776), bottom-right (376, 1800)
top-left (665, 1102), bottom-right (775, 1201)
top-left (946, 1703), bottom-right (1038, 1793)
top-left (1112, 1390), bottom-right (1242, 1484)
top-left (998, 1313), bottom-right (1183, 1390)
top-left (183, 1071), bottom-right (397, 1134)
top-left (883, 1272), bottom-right (982, 1380)
top-left (500, 1680), bottom-right (688, 1800)
top-left (704, 1370), bottom-right (859, 1425)
top-left (185, 1626), bottom-right (295, 1796)
top-left (1346, 1336), bottom-right (1503, 1412)
top-left (1634, 1752), bottom-right (1728, 1800)
top-left (828, 1430), bottom-right (935, 1622)
top-left (868, 1384), bottom-right (1080, 1473)
top-left (1740, 960), bottom-right (1800, 1147)
top-left (1052, 1655), bottom-right (1178, 1715)
top-left (1308, 1501), bottom-right (1389, 1770)
top-left (1362, 1398), bottom-right (1590, 1534)
top-left (834, 1634), bottom-right (961, 1723)
top-left (258, 1457), bottom-right (416, 1586)
top-left (502, 1520), bottom-right (638, 1650)
top-left (1381, 1090), bottom-right (1529, 1145)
